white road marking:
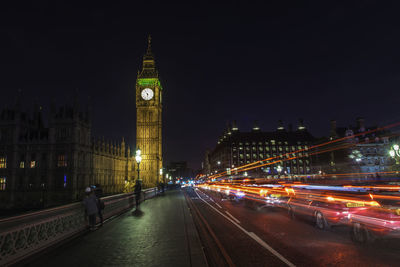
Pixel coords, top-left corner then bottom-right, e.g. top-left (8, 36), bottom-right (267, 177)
top-left (199, 189), bottom-right (223, 209)
top-left (225, 211), bottom-right (240, 224)
top-left (194, 189), bottom-right (296, 267)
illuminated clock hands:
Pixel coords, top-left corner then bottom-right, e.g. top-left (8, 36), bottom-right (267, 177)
top-left (141, 88), bottom-right (154, 100)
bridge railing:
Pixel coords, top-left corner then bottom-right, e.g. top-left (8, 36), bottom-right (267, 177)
top-left (0, 188), bottom-right (158, 266)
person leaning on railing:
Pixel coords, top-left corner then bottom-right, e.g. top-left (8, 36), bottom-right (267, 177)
top-left (83, 187), bottom-right (99, 231)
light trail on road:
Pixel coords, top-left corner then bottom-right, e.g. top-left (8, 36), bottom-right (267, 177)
top-left (193, 188), bottom-right (297, 267)
top-left (206, 122), bottom-right (400, 180)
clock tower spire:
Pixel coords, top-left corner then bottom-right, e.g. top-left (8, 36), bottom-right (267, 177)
top-left (138, 35), bottom-right (157, 78)
top-left (135, 36), bottom-right (163, 188)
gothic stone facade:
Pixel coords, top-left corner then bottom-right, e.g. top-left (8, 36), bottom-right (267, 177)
top-left (313, 118), bottom-right (393, 174)
top-left (0, 100), bottom-right (135, 209)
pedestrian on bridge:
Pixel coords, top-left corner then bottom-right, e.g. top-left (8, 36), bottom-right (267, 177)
top-left (134, 179), bottom-right (142, 209)
top-left (94, 184), bottom-right (105, 226)
top-left (83, 187), bottom-right (99, 230)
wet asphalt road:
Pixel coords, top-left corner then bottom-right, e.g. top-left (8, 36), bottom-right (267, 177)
top-left (184, 187), bottom-right (400, 267)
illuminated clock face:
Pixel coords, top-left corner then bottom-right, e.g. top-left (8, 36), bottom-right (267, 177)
top-left (141, 88), bottom-right (154, 100)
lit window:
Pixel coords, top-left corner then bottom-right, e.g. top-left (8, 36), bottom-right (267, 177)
top-left (285, 147), bottom-right (289, 151)
top-left (0, 177), bottom-right (6, 190)
top-left (57, 155), bottom-right (67, 167)
top-left (265, 147), bottom-right (270, 151)
top-left (279, 147), bottom-right (282, 151)
top-left (271, 140), bottom-right (275, 145)
top-left (246, 154), bottom-right (250, 158)
top-left (30, 161), bottom-right (36, 168)
top-left (259, 147), bottom-right (263, 151)
top-left (272, 147), bottom-right (276, 151)
top-left (0, 157), bottom-right (6, 168)
top-left (259, 154), bottom-right (263, 158)
top-left (20, 161), bottom-right (25, 168)
top-left (252, 147), bottom-right (256, 151)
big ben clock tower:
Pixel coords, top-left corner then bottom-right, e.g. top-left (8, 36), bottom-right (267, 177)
top-left (136, 36), bottom-right (162, 188)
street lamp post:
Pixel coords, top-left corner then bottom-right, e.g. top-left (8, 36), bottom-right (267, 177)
top-left (135, 148), bottom-right (142, 183)
top-left (277, 165), bottom-right (282, 179)
top-left (389, 144), bottom-right (400, 172)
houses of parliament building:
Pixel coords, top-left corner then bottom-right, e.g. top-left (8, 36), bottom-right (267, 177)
top-left (0, 95), bottom-right (136, 209)
top-left (0, 38), bottom-right (163, 209)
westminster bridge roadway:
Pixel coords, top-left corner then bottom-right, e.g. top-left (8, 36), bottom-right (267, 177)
top-left (2, 187), bottom-right (400, 266)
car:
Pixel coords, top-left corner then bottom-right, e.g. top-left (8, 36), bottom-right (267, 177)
top-left (241, 184), bottom-right (291, 211)
top-left (287, 189), bottom-right (373, 230)
top-left (349, 192), bottom-right (400, 243)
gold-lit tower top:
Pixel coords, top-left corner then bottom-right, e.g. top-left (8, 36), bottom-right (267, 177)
top-left (139, 35), bottom-right (158, 78)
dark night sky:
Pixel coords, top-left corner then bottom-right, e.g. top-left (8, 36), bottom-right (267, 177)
top-left (1, 1), bottom-right (400, 170)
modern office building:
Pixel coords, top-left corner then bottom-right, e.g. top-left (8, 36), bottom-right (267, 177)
top-left (207, 120), bottom-right (315, 178)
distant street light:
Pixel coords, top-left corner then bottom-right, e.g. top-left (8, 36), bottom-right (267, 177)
top-left (349, 150), bottom-right (363, 162)
top-left (277, 165), bottom-right (282, 179)
top-left (277, 165), bottom-right (282, 173)
top-left (135, 148), bottom-right (142, 182)
top-left (349, 150), bottom-right (363, 172)
top-left (389, 144), bottom-right (400, 165)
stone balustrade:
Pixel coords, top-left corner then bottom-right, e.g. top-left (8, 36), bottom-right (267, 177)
top-left (0, 188), bottom-right (158, 266)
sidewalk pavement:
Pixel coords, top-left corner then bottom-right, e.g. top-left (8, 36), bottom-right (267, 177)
top-left (25, 189), bottom-right (207, 267)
